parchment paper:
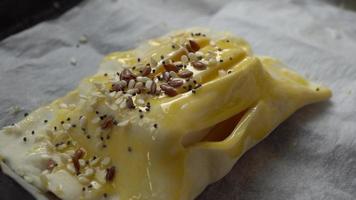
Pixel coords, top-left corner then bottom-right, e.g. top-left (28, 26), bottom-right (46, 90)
top-left (1, 0), bottom-right (356, 199)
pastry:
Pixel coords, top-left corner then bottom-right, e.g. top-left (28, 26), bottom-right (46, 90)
top-left (0, 28), bottom-right (331, 200)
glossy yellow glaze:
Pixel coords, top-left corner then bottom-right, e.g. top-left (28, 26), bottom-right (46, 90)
top-left (0, 28), bottom-right (331, 200)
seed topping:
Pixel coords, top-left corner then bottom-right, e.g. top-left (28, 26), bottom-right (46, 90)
top-left (120, 69), bottom-right (136, 81)
top-left (163, 63), bottom-right (179, 72)
top-left (160, 84), bottom-right (178, 97)
top-left (100, 116), bottom-right (115, 130)
top-left (126, 97), bottom-right (135, 109)
top-left (168, 79), bottom-right (184, 88)
top-left (72, 148), bottom-right (85, 174)
top-left (106, 166), bottom-right (116, 182)
top-left (187, 40), bottom-right (200, 52)
top-left (141, 66), bottom-right (151, 76)
top-left (191, 61), bottom-right (207, 70)
top-left (178, 70), bottom-right (193, 78)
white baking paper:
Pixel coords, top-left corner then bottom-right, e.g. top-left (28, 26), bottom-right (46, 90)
top-left (0, 0), bottom-right (355, 199)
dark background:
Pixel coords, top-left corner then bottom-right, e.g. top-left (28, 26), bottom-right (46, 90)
top-left (0, 0), bottom-right (82, 40)
top-left (0, 167), bottom-right (36, 200)
top-left (2, 0), bottom-right (356, 41)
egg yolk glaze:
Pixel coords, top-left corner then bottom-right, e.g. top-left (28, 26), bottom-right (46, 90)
top-left (0, 28), bottom-right (331, 200)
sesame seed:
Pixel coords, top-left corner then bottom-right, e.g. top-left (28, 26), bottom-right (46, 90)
top-left (101, 157), bottom-right (111, 167)
top-left (229, 57), bottom-right (233, 61)
top-left (72, 124), bottom-right (77, 128)
top-left (192, 89), bottom-right (196, 94)
top-left (153, 124), bottom-right (158, 128)
top-left (181, 55), bottom-right (189, 64)
top-left (104, 193), bottom-right (108, 198)
top-left (54, 126), bottom-right (57, 131)
top-left (128, 146), bottom-right (132, 152)
top-left (160, 55), bottom-right (164, 59)
top-left (63, 122), bottom-right (72, 130)
top-left (67, 117), bottom-right (71, 121)
top-left (96, 111), bottom-right (99, 114)
top-left (82, 187), bottom-right (86, 191)
top-left (23, 137), bottom-right (27, 142)
top-left (226, 39), bottom-right (230, 42)
top-left (219, 59), bottom-right (223, 63)
top-left (61, 121), bottom-right (64, 124)
top-left (70, 57), bottom-right (77, 66)
top-left (31, 130), bottom-right (35, 135)
top-left (227, 70), bottom-right (232, 74)
top-left (316, 88), bottom-right (320, 91)
top-left (137, 58), bottom-right (141, 62)
top-left (104, 73), bottom-right (108, 77)
top-left (24, 113), bottom-right (28, 117)
top-left (44, 120), bottom-right (48, 123)
top-left (79, 35), bottom-right (88, 44)
top-left (86, 135), bottom-right (91, 139)
top-left (140, 114), bottom-right (144, 119)
top-left (102, 144), bottom-right (107, 148)
top-left (188, 52), bottom-right (197, 61)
